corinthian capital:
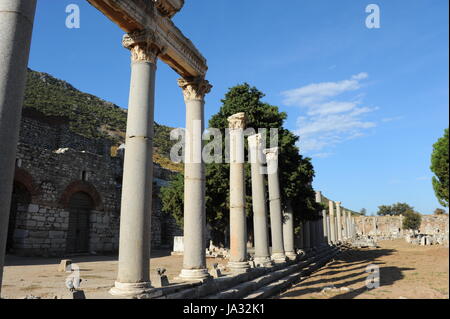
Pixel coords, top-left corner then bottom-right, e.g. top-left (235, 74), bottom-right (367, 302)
top-left (228, 113), bottom-right (246, 130)
top-left (248, 133), bottom-right (263, 149)
top-left (263, 147), bottom-right (279, 162)
top-left (178, 77), bottom-right (212, 101)
top-left (122, 30), bottom-right (164, 63)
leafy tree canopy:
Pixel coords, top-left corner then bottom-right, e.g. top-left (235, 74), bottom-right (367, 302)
top-left (161, 83), bottom-right (320, 244)
top-left (377, 203), bottom-right (415, 216)
top-left (431, 128), bottom-right (449, 207)
top-left (402, 210), bottom-right (422, 231)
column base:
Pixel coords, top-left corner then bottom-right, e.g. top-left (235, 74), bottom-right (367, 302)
top-left (254, 256), bottom-right (274, 268)
top-left (109, 281), bottom-right (161, 299)
top-left (285, 251), bottom-right (297, 261)
top-left (178, 269), bottom-right (212, 282)
top-left (228, 261), bottom-right (251, 274)
top-left (271, 252), bottom-right (288, 263)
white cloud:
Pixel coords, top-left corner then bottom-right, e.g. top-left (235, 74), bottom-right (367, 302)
top-left (282, 73), bottom-right (378, 154)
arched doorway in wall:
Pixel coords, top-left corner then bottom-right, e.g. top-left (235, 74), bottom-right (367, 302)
top-left (6, 182), bottom-right (31, 253)
top-left (67, 192), bottom-right (93, 254)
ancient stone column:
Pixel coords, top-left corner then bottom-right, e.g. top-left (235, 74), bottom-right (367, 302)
top-left (346, 210), bottom-right (351, 239)
top-left (326, 214), bottom-right (332, 245)
top-left (362, 216), bottom-right (366, 235)
top-left (0, 0), bottom-right (37, 297)
top-left (110, 32), bottom-right (161, 297)
top-left (342, 209), bottom-right (348, 239)
top-left (298, 221), bottom-right (305, 252)
top-left (178, 77), bottom-right (212, 280)
top-left (283, 202), bottom-right (297, 260)
top-left (248, 134), bottom-right (273, 267)
top-left (373, 217), bottom-right (377, 235)
top-left (315, 191), bottom-right (327, 245)
top-left (335, 202), bottom-right (343, 242)
top-left (329, 201), bottom-right (336, 244)
top-left (303, 220), bottom-right (311, 250)
top-left (264, 147), bottom-right (287, 263)
top-left (322, 210), bottom-right (328, 245)
top-left (227, 113), bottom-right (250, 273)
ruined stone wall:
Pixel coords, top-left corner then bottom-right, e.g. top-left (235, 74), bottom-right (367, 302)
top-left (354, 215), bottom-right (449, 239)
top-left (9, 111), bottom-right (182, 256)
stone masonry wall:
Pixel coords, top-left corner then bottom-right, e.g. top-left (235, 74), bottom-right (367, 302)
top-left (354, 215), bottom-right (449, 240)
top-left (9, 110), bottom-right (181, 256)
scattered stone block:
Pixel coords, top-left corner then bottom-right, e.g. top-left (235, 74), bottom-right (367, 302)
top-left (58, 259), bottom-right (72, 272)
top-left (209, 263), bottom-right (222, 278)
top-left (154, 268), bottom-right (169, 287)
top-left (171, 236), bottom-right (184, 255)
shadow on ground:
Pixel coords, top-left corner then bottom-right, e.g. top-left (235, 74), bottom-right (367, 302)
top-left (277, 247), bottom-right (415, 299)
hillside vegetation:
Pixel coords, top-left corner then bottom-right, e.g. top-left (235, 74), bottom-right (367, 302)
top-left (23, 69), bottom-right (181, 172)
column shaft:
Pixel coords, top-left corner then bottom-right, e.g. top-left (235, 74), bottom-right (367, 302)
top-left (336, 202), bottom-right (343, 242)
top-left (0, 0), bottom-right (37, 297)
top-left (228, 113), bottom-right (250, 273)
top-left (111, 40), bottom-right (158, 297)
top-left (283, 202), bottom-right (297, 260)
top-left (178, 77), bottom-right (212, 280)
top-left (265, 148), bottom-right (286, 263)
top-left (249, 134), bottom-right (272, 267)
top-left (328, 201), bottom-right (336, 244)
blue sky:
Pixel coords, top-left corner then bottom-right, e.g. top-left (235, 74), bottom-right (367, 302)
top-left (28, 0), bottom-right (448, 215)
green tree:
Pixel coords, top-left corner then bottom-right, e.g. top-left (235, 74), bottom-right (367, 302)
top-left (402, 210), bottom-right (422, 232)
top-left (431, 128), bottom-right (449, 207)
top-left (377, 203), bottom-right (414, 216)
top-left (434, 208), bottom-right (447, 215)
top-left (160, 83), bottom-right (320, 245)
top-left (360, 208), bottom-right (367, 216)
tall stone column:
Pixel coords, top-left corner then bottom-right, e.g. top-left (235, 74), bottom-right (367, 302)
top-left (110, 32), bottom-right (161, 297)
top-left (298, 221), bottom-right (305, 252)
top-left (227, 113), bottom-right (250, 273)
top-left (303, 220), bottom-right (311, 250)
top-left (346, 211), bottom-right (351, 239)
top-left (264, 147), bottom-right (287, 263)
top-left (342, 209), bottom-right (348, 239)
top-left (178, 77), bottom-right (212, 280)
top-left (315, 191), bottom-right (326, 245)
top-left (362, 217), bottom-right (366, 235)
top-left (328, 201), bottom-right (336, 244)
top-left (0, 0), bottom-right (37, 297)
top-left (283, 202), bottom-right (297, 260)
top-left (248, 134), bottom-right (273, 267)
top-left (335, 202), bottom-right (343, 242)
top-left (326, 214), bottom-right (331, 245)
top-left (322, 210), bottom-right (328, 245)
top-left (373, 217), bottom-right (377, 236)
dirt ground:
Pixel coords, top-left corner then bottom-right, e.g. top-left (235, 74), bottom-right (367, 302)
top-left (277, 239), bottom-right (449, 299)
top-left (2, 240), bottom-right (448, 299)
top-left (1, 251), bottom-right (228, 299)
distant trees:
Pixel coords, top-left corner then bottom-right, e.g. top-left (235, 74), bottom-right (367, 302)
top-left (377, 203), bottom-right (414, 216)
top-left (402, 210), bottom-right (422, 232)
top-left (360, 208), bottom-right (367, 216)
top-left (431, 128), bottom-right (449, 208)
top-left (434, 208), bottom-right (448, 215)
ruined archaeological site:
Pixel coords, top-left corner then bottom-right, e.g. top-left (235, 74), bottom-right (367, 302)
top-left (0, 0), bottom-right (448, 304)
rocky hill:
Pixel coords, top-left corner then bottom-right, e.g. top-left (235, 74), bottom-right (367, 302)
top-left (23, 68), bottom-right (181, 171)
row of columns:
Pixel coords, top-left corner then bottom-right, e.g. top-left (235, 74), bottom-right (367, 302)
top-left (111, 33), bottom-right (213, 295)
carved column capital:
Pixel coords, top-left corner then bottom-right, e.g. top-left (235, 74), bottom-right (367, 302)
top-left (228, 112), bottom-right (246, 130)
top-left (335, 201), bottom-right (342, 207)
top-left (122, 30), bottom-right (165, 64)
top-left (178, 77), bottom-right (212, 101)
top-left (248, 133), bottom-right (263, 149)
top-left (263, 147), bottom-right (279, 162)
